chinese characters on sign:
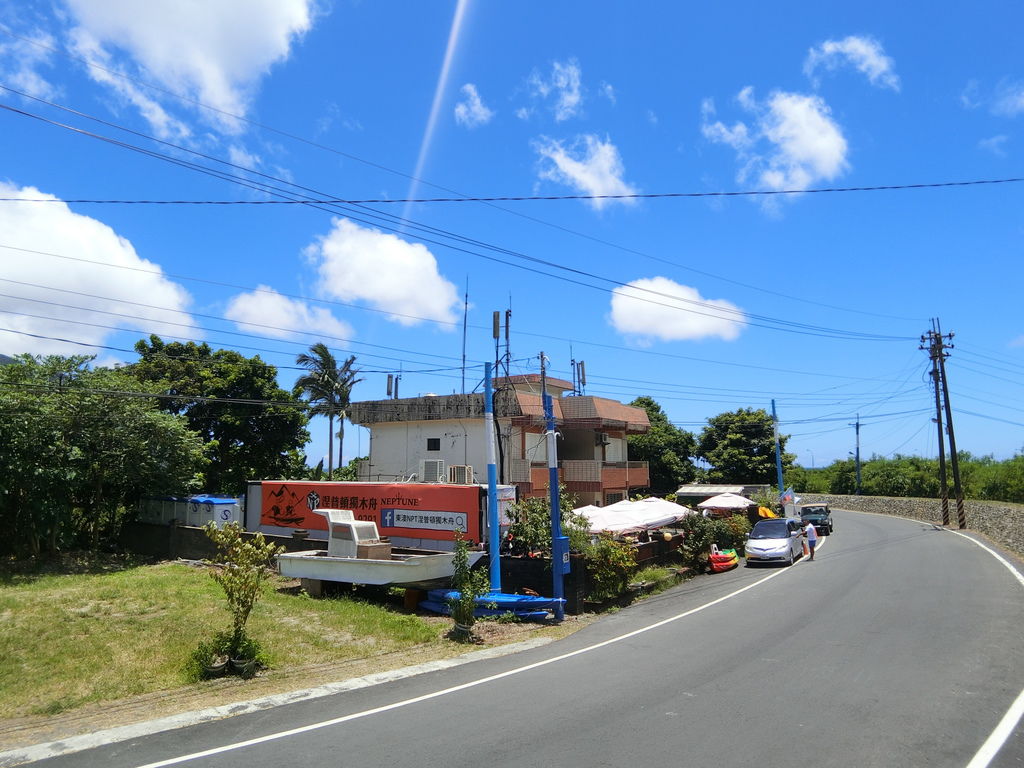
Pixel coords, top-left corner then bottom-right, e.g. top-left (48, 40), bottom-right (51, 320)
top-left (259, 482), bottom-right (481, 542)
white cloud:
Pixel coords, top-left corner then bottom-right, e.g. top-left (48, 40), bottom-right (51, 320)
top-left (0, 28), bottom-right (59, 99)
top-left (225, 286), bottom-right (354, 341)
top-left (527, 59), bottom-right (583, 121)
top-left (454, 83), bottom-right (495, 128)
top-left (610, 277), bottom-right (746, 342)
top-left (804, 35), bottom-right (900, 91)
top-left (305, 218), bottom-right (460, 327)
top-left (600, 81), bottom-right (616, 104)
top-left (227, 144), bottom-right (262, 171)
top-left (994, 82), bottom-right (1024, 117)
top-left (758, 92), bottom-right (848, 188)
top-left (515, 106), bottom-right (532, 121)
top-left (960, 80), bottom-right (982, 110)
top-left (0, 182), bottom-right (195, 356)
top-left (63, 0), bottom-right (315, 135)
top-left (979, 135), bottom-right (1009, 156)
top-left (702, 88), bottom-right (849, 195)
top-left (533, 134), bottom-right (638, 210)
top-left (701, 99), bottom-right (751, 150)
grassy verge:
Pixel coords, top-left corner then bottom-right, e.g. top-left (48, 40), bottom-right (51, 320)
top-left (0, 558), bottom-right (446, 719)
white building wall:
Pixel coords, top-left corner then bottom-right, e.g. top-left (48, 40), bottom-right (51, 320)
top-left (363, 419), bottom-right (490, 483)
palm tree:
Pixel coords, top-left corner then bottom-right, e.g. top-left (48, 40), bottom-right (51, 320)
top-left (295, 344), bottom-right (362, 479)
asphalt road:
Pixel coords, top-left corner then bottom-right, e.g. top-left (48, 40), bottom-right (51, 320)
top-left (26, 510), bottom-right (1024, 768)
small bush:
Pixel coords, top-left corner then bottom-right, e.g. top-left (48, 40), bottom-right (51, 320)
top-left (447, 531), bottom-right (490, 641)
top-left (203, 522), bottom-right (284, 650)
top-left (504, 488), bottom-right (588, 556)
top-left (712, 514), bottom-right (752, 553)
top-left (584, 535), bottom-right (637, 602)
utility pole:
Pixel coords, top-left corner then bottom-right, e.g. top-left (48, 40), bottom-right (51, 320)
top-left (771, 399), bottom-right (784, 496)
top-left (849, 415), bottom-right (862, 495)
top-left (921, 327), bottom-right (950, 525)
top-left (540, 352), bottom-right (566, 621)
top-left (934, 319), bottom-right (967, 529)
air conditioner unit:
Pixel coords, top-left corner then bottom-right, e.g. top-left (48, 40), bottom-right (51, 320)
top-left (596, 432), bottom-right (611, 446)
top-left (447, 464), bottom-right (474, 484)
top-left (420, 459), bottom-right (445, 483)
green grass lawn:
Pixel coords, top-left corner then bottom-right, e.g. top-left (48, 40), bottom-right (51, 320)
top-left (0, 560), bottom-right (443, 719)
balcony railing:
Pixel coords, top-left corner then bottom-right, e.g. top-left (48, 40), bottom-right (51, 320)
top-left (505, 459), bottom-right (649, 492)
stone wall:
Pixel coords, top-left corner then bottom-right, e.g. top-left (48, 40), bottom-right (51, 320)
top-left (800, 494), bottom-right (1024, 559)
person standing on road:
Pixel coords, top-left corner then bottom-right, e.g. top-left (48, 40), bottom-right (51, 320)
top-left (803, 520), bottom-right (818, 561)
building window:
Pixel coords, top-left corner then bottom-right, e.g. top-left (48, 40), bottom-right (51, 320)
top-left (427, 438), bottom-right (441, 451)
top-left (604, 492), bottom-right (624, 505)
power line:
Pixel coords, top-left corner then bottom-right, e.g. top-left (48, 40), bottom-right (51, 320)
top-left (0, 245), bottom-right (921, 380)
top-left (0, 32), bottom-right (970, 326)
top-left (4, 178), bottom-right (1021, 205)
top-left (0, 97), bottom-right (919, 340)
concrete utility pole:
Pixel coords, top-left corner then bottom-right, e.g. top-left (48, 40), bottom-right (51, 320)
top-left (539, 352), bottom-right (566, 621)
top-left (849, 415), bottom-right (862, 495)
top-left (933, 319), bottom-right (967, 529)
top-left (771, 399), bottom-right (784, 496)
top-left (921, 328), bottom-right (950, 526)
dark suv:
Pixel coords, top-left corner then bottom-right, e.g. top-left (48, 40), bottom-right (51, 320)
top-left (798, 503), bottom-right (833, 535)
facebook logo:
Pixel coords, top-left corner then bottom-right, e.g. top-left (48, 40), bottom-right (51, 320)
top-left (382, 509), bottom-right (394, 527)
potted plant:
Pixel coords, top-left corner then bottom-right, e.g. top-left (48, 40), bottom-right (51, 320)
top-left (447, 531), bottom-right (490, 641)
top-left (187, 522), bottom-right (283, 679)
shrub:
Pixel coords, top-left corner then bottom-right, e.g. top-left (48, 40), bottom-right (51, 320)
top-left (504, 488), bottom-right (588, 556)
top-left (714, 514), bottom-right (752, 553)
top-left (584, 535), bottom-right (637, 602)
top-left (203, 522), bottom-right (284, 655)
top-left (447, 531), bottom-right (490, 641)
top-left (676, 513), bottom-right (714, 570)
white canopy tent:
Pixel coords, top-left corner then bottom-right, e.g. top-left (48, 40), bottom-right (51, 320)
top-left (578, 498), bottom-right (691, 535)
top-left (697, 492), bottom-right (754, 510)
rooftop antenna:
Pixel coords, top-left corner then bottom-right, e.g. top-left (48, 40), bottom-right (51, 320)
top-left (461, 277), bottom-right (469, 394)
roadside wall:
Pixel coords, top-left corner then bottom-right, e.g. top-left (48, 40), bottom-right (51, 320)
top-left (800, 494), bottom-right (1024, 560)
top-left (119, 520), bottom-right (322, 561)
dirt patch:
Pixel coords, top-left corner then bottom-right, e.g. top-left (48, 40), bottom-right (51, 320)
top-left (0, 613), bottom-right (594, 753)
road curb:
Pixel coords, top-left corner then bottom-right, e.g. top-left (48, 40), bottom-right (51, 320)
top-left (0, 637), bottom-right (554, 767)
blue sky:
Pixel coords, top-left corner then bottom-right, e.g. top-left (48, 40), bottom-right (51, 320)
top-left (1, 0), bottom-right (1022, 471)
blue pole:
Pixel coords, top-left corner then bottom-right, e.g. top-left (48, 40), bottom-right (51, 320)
top-left (484, 363), bottom-right (501, 592)
top-left (772, 399), bottom-right (784, 497)
top-left (543, 390), bottom-right (565, 621)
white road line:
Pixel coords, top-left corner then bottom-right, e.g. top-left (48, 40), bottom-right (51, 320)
top-left (944, 528), bottom-right (1024, 768)
top-left (133, 560), bottom-right (805, 768)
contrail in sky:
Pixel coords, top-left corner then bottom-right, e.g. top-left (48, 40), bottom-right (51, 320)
top-left (401, 0), bottom-right (471, 229)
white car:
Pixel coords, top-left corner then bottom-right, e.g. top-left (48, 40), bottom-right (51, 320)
top-left (744, 518), bottom-right (804, 567)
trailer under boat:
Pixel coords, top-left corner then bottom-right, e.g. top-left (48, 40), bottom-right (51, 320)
top-left (275, 508), bottom-right (486, 593)
top-left (276, 547), bottom-right (486, 591)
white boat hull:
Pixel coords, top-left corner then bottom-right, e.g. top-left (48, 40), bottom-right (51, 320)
top-left (277, 549), bottom-right (485, 589)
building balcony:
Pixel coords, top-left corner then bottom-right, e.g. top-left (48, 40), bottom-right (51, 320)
top-left (507, 459), bottom-right (649, 495)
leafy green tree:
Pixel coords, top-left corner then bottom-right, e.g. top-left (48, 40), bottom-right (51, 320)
top-left (294, 343), bottom-right (363, 479)
top-left (0, 354), bottom-right (206, 555)
top-left (696, 408), bottom-right (794, 484)
top-left (979, 454), bottom-right (1024, 503)
top-left (130, 336), bottom-right (309, 494)
top-left (627, 396), bottom-right (697, 494)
